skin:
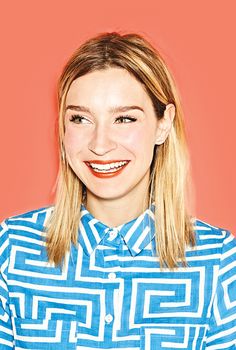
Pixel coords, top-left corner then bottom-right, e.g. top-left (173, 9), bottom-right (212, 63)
top-left (63, 67), bottom-right (175, 227)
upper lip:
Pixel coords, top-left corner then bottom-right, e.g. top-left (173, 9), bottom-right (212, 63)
top-left (84, 160), bottom-right (130, 165)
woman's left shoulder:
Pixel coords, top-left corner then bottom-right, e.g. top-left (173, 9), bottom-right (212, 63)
top-left (193, 217), bottom-right (236, 252)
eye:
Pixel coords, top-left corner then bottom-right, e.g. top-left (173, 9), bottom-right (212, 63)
top-left (115, 115), bottom-right (137, 123)
top-left (69, 115), bottom-right (90, 124)
top-left (68, 114), bottom-right (137, 124)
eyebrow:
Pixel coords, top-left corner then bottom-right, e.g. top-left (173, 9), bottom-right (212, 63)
top-left (65, 105), bottom-right (144, 113)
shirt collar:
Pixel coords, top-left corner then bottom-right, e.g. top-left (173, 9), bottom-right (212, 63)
top-left (78, 202), bottom-right (156, 256)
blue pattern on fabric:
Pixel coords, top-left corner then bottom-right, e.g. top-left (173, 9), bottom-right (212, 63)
top-left (0, 203), bottom-right (236, 349)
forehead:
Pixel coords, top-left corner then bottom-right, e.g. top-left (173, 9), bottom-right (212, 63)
top-left (65, 67), bottom-right (151, 107)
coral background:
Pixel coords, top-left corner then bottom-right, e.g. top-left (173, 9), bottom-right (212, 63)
top-left (0, 0), bottom-right (235, 234)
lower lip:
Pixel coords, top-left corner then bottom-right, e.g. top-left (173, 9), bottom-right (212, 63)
top-left (86, 162), bottom-right (129, 178)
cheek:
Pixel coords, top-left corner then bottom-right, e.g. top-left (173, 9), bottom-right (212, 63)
top-left (123, 127), bottom-right (155, 155)
top-left (63, 128), bottom-right (85, 155)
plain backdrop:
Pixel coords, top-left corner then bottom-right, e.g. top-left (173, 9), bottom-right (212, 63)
top-left (0, 0), bottom-right (235, 235)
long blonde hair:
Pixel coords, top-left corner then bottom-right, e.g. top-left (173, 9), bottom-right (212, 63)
top-left (45, 31), bottom-right (196, 268)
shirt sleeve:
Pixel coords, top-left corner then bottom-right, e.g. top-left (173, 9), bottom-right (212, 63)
top-left (0, 219), bottom-right (14, 349)
top-left (206, 230), bottom-right (236, 349)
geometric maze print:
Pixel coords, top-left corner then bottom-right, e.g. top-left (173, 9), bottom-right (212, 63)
top-left (12, 318), bottom-right (77, 349)
top-left (0, 204), bottom-right (236, 349)
top-left (140, 325), bottom-right (207, 350)
top-left (130, 271), bottom-right (205, 327)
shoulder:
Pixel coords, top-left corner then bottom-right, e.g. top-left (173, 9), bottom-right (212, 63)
top-left (1, 205), bottom-right (54, 230)
top-left (193, 217), bottom-right (229, 240)
top-left (0, 205), bottom-right (55, 259)
top-left (192, 217), bottom-right (236, 260)
top-left (193, 218), bottom-right (235, 241)
top-left (6, 205), bottom-right (54, 223)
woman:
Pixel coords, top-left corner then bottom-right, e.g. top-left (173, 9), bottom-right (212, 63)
top-left (0, 32), bottom-right (235, 349)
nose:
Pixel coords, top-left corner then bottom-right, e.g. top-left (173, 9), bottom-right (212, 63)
top-left (88, 124), bottom-right (117, 156)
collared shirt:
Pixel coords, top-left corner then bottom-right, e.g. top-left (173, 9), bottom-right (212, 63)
top-left (0, 203), bottom-right (236, 349)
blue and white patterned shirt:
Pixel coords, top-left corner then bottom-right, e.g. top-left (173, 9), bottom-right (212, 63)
top-left (0, 203), bottom-right (236, 349)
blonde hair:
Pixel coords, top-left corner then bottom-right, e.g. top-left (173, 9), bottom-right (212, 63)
top-left (45, 31), bottom-right (196, 269)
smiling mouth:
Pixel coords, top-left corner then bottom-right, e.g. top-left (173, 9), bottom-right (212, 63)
top-left (84, 160), bottom-right (130, 176)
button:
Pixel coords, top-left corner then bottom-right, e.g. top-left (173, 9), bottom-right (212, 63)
top-left (106, 228), bottom-right (119, 241)
top-left (105, 314), bottom-right (113, 323)
top-left (109, 233), bottom-right (116, 239)
top-left (110, 228), bottom-right (119, 239)
top-left (108, 272), bottom-right (116, 280)
top-left (109, 229), bottom-right (118, 238)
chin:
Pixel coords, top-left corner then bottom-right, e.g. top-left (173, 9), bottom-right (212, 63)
top-left (86, 188), bottom-right (131, 201)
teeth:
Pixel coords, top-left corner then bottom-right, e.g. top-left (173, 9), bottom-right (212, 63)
top-left (89, 161), bottom-right (128, 170)
top-left (92, 166), bottom-right (124, 173)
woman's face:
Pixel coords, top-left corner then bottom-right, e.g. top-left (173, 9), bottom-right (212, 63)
top-left (64, 67), bottom-right (172, 203)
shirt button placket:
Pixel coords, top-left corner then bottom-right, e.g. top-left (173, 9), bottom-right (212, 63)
top-left (108, 272), bottom-right (116, 280)
top-left (109, 228), bottom-right (119, 240)
top-left (104, 313), bottom-right (113, 324)
top-left (103, 227), bottom-right (120, 331)
top-left (106, 271), bottom-right (117, 327)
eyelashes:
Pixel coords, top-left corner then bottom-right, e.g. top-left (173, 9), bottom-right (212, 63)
top-left (69, 114), bottom-right (137, 124)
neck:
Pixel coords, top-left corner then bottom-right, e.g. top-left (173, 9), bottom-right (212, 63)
top-left (84, 188), bottom-right (150, 228)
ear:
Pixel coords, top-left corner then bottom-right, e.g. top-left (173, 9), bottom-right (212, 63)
top-left (155, 103), bottom-right (175, 145)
